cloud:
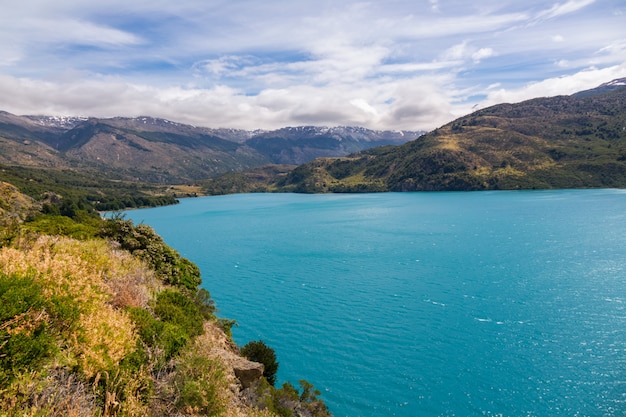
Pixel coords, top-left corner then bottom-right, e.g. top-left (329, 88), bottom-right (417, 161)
top-left (350, 99), bottom-right (379, 117)
top-left (478, 63), bottom-right (626, 108)
top-left (193, 55), bottom-right (261, 77)
top-left (0, 72), bottom-right (458, 131)
top-left (441, 42), bottom-right (495, 65)
top-left (26, 18), bottom-right (143, 47)
top-left (0, 0), bottom-right (623, 132)
top-left (536, 0), bottom-right (596, 20)
top-left (472, 48), bottom-right (495, 63)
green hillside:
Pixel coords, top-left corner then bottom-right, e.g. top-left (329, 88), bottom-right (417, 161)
top-left (275, 82), bottom-right (626, 193)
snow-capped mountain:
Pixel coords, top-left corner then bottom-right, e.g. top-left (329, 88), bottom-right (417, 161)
top-left (0, 111), bottom-right (424, 182)
top-left (25, 115), bottom-right (89, 129)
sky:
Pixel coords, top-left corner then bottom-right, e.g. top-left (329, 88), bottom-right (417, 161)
top-left (1, 0), bottom-right (625, 131)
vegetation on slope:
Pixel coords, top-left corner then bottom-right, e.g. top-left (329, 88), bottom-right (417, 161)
top-left (243, 84), bottom-right (626, 193)
top-left (0, 164), bottom-right (183, 212)
top-left (200, 165), bottom-right (296, 195)
top-left (0, 181), bottom-right (330, 417)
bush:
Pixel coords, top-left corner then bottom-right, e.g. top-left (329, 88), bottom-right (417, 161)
top-left (24, 214), bottom-right (101, 240)
top-left (273, 380), bottom-right (331, 417)
top-left (175, 353), bottom-right (227, 416)
top-left (154, 290), bottom-right (204, 338)
top-left (128, 289), bottom-right (207, 362)
top-left (99, 217), bottom-right (201, 291)
top-left (194, 288), bottom-right (217, 320)
top-left (0, 272), bottom-right (77, 384)
top-left (240, 340), bottom-right (279, 386)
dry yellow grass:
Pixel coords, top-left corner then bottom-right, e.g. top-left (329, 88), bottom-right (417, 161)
top-left (0, 235), bottom-right (160, 378)
top-left (436, 136), bottom-right (462, 151)
top-left (0, 233), bottom-right (285, 416)
top-left (162, 184), bottom-right (205, 196)
top-left (493, 165), bottom-right (526, 177)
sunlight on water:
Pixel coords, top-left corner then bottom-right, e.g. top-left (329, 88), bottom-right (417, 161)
top-left (126, 190), bottom-right (626, 417)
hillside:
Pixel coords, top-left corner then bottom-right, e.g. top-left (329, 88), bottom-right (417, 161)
top-left (274, 79), bottom-right (626, 192)
top-left (0, 112), bottom-right (419, 184)
top-left (0, 184), bottom-right (331, 417)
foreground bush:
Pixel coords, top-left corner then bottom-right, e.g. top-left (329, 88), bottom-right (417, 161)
top-left (99, 216), bottom-right (201, 291)
top-left (0, 236), bottom-right (149, 415)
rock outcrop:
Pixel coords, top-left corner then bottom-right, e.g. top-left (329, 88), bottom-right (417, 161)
top-left (216, 349), bottom-right (265, 389)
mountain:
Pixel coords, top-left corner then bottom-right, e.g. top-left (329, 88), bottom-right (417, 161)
top-left (572, 77), bottom-right (626, 98)
top-left (0, 113), bottom-right (420, 183)
top-left (246, 126), bottom-right (420, 164)
top-left (273, 79), bottom-right (626, 193)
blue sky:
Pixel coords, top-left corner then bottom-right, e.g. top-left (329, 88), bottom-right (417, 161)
top-left (1, 0), bottom-right (625, 130)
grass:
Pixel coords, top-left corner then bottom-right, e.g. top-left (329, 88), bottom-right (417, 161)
top-left (0, 236), bottom-right (144, 376)
top-left (0, 230), bottom-right (282, 416)
top-left (0, 235), bottom-right (159, 415)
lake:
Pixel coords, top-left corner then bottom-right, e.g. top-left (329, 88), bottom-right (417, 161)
top-left (124, 190), bottom-right (626, 416)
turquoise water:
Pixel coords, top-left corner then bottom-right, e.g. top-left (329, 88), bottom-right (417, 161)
top-left (125, 190), bottom-right (626, 416)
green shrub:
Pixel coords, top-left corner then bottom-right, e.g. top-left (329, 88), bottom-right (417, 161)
top-left (0, 217), bottom-right (21, 247)
top-left (154, 290), bottom-right (204, 339)
top-left (217, 318), bottom-right (237, 339)
top-left (127, 307), bottom-right (184, 362)
top-left (272, 382), bottom-right (299, 417)
top-left (240, 340), bottom-right (279, 386)
top-left (128, 289), bottom-right (206, 362)
top-left (0, 272), bottom-right (78, 384)
top-left (24, 214), bottom-right (101, 240)
top-left (194, 288), bottom-right (216, 320)
top-left (175, 353), bottom-right (226, 416)
top-left (99, 217), bottom-right (201, 291)
top-left (272, 380), bottom-right (331, 417)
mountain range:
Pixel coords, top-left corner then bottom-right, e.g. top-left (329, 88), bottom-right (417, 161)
top-left (2, 78), bottom-right (626, 198)
top-left (0, 112), bottom-right (421, 183)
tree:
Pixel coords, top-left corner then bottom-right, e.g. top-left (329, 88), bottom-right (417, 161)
top-left (240, 340), bottom-right (279, 386)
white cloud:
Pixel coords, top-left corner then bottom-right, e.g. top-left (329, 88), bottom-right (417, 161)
top-left (193, 55), bottom-right (260, 77)
top-left (441, 42), bottom-right (495, 65)
top-left (536, 0), bottom-right (596, 20)
top-left (556, 59), bottom-right (571, 68)
top-left (28, 18), bottom-right (143, 47)
top-left (399, 12), bottom-right (530, 39)
top-left (0, 0), bottom-right (623, 132)
top-left (472, 48), bottom-right (495, 63)
top-left (0, 72), bottom-right (459, 131)
top-left (478, 63), bottom-right (626, 108)
top-left (350, 99), bottom-right (379, 117)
